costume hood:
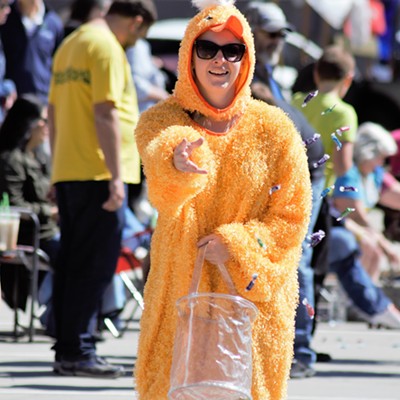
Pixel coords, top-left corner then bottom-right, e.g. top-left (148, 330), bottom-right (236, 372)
top-left (174, 0), bottom-right (255, 121)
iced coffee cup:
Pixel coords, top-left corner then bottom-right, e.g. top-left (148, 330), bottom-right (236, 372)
top-left (0, 211), bottom-right (20, 251)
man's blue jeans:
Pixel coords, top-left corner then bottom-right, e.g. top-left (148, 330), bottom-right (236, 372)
top-left (52, 181), bottom-right (125, 361)
top-left (328, 226), bottom-right (390, 316)
top-left (294, 177), bottom-right (325, 367)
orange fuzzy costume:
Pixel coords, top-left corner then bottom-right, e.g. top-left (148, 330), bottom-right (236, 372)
top-left (135, 1), bottom-right (311, 399)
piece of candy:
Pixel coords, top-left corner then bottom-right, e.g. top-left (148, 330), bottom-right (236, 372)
top-left (307, 229), bottom-right (325, 247)
top-left (313, 154), bottom-right (330, 168)
top-left (331, 133), bottom-right (342, 150)
top-left (302, 298), bottom-right (315, 319)
top-left (245, 273), bottom-right (258, 291)
top-left (320, 185), bottom-right (335, 199)
top-left (256, 237), bottom-right (267, 250)
top-left (321, 104), bottom-right (337, 115)
top-left (336, 207), bottom-right (356, 221)
top-left (301, 90), bottom-right (318, 107)
top-left (339, 186), bottom-right (358, 192)
top-left (269, 184), bottom-right (281, 195)
top-left (303, 133), bottom-right (321, 148)
top-left (335, 126), bottom-right (350, 136)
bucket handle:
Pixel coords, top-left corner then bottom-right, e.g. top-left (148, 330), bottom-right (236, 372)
top-left (189, 243), bottom-right (238, 296)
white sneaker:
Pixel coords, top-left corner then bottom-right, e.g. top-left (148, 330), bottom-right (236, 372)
top-left (370, 304), bottom-right (400, 329)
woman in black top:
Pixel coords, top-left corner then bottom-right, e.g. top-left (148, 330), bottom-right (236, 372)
top-left (0, 94), bottom-right (59, 263)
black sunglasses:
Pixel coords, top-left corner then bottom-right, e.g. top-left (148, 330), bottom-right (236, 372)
top-left (266, 31), bottom-right (287, 39)
top-left (194, 40), bottom-right (246, 63)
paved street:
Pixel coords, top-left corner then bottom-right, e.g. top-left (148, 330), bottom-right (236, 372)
top-left (1, 299), bottom-right (399, 400)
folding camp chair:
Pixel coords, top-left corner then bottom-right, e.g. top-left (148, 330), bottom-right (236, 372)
top-left (0, 207), bottom-right (50, 342)
top-left (102, 229), bottom-right (152, 337)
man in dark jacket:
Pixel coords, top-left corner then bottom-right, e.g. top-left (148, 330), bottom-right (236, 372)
top-left (0, 0), bottom-right (64, 103)
top-left (245, 1), bottom-right (327, 379)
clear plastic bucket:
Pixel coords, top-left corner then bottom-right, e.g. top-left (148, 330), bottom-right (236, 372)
top-left (168, 289), bottom-right (258, 399)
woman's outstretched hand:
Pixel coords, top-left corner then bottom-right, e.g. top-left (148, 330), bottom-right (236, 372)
top-left (173, 137), bottom-right (208, 174)
top-left (197, 234), bottom-right (230, 265)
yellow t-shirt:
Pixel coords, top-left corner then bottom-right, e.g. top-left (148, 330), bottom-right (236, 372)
top-left (49, 24), bottom-right (140, 184)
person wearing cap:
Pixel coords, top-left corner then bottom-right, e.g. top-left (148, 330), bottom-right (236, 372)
top-left (134, 1), bottom-right (311, 399)
top-left (245, 1), bottom-right (326, 379)
top-left (245, 1), bottom-right (293, 101)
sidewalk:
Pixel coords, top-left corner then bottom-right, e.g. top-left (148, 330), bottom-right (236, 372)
top-left (1, 300), bottom-right (399, 400)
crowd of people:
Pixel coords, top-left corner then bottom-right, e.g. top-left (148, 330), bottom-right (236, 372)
top-left (0, 0), bottom-right (400, 399)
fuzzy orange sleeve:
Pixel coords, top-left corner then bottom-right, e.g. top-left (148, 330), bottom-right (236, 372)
top-left (216, 109), bottom-right (312, 303)
top-left (135, 101), bottom-right (216, 215)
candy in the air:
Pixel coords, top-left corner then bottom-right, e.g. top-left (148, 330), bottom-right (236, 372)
top-left (303, 133), bottom-right (321, 148)
top-left (302, 90), bottom-right (318, 107)
top-left (307, 229), bottom-right (325, 247)
top-left (269, 184), bottom-right (281, 195)
top-left (245, 273), bottom-right (259, 291)
top-left (313, 154), bottom-right (330, 168)
top-left (320, 185), bottom-right (335, 199)
top-left (336, 207), bottom-right (356, 221)
top-left (321, 104), bottom-right (337, 115)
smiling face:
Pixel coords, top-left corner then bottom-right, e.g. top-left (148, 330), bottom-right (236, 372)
top-left (192, 29), bottom-right (244, 109)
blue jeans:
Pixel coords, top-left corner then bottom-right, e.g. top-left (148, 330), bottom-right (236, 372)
top-left (294, 177), bottom-right (325, 367)
top-left (329, 226), bottom-right (390, 316)
top-left (52, 181), bottom-right (125, 361)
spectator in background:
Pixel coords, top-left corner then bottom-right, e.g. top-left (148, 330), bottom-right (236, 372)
top-left (0, 0), bottom-right (16, 124)
top-left (333, 122), bottom-right (400, 283)
top-left (245, 1), bottom-right (325, 379)
top-left (292, 44), bottom-right (358, 374)
top-left (64, 0), bottom-right (111, 37)
top-left (0, 94), bottom-right (59, 331)
top-left (329, 121), bottom-right (400, 329)
top-left (0, 94), bottom-right (59, 263)
top-left (0, 94), bottom-right (58, 253)
top-left (125, 38), bottom-right (169, 221)
top-left (0, 0), bottom-right (63, 103)
top-left (381, 129), bottom-right (400, 243)
top-left (388, 129), bottom-right (400, 179)
top-left (48, 0), bottom-right (157, 378)
top-left (292, 45), bottom-right (358, 190)
top-left (126, 38), bottom-right (169, 113)
top-left (245, 1), bottom-right (293, 102)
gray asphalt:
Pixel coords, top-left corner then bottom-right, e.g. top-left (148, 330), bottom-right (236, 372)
top-left (1, 299), bottom-right (399, 400)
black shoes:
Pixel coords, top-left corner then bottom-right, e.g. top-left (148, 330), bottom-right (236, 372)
top-left (290, 359), bottom-right (316, 379)
top-left (54, 356), bottom-right (124, 379)
top-left (316, 351), bottom-right (332, 362)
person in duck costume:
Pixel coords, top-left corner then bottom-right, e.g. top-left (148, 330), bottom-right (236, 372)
top-left (134, 1), bottom-right (312, 399)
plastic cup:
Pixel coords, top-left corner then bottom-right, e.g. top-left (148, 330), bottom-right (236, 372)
top-left (0, 211), bottom-right (20, 251)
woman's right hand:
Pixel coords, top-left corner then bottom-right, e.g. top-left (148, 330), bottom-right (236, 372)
top-left (173, 138), bottom-right (208, 174)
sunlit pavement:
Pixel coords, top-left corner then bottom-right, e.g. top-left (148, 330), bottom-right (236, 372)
top-left (1, 299), bottom-right (399, 400)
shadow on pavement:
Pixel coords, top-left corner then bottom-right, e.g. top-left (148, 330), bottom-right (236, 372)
top-left (315, 371), bottom-right (400, 378)
top-left (8, 384), bottom-right (133, 391)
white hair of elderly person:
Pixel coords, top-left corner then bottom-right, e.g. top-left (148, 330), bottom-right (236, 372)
top-left (354, 122), bottom-right (398, 165)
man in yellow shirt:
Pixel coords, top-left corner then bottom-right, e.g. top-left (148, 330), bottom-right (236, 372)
top-left (48, 0), bottom-right (156, 378)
